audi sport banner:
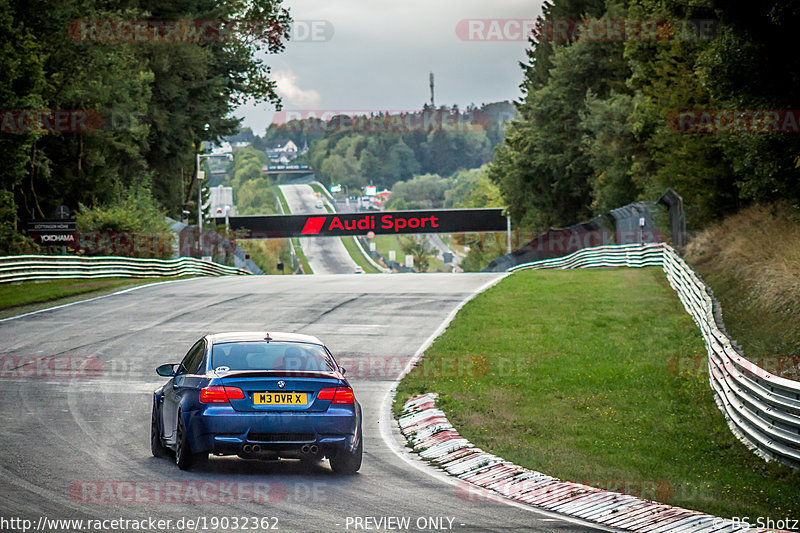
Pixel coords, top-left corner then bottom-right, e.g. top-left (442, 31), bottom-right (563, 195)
top-left (215, 208), bottom-right (507, 238)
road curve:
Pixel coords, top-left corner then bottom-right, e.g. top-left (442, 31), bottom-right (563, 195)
top-left (0, 274), bottom-right (601, 533)
top-left (280, 184), bottom-right (358, 275)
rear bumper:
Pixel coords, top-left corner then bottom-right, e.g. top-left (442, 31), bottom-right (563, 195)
top-left (186, 404), bottom-right (359, 455)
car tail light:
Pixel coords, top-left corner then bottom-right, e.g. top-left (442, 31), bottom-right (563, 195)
top-left (200, 386), bottom-right (245, 403)
top-left (317, 387), bottom-right (355, 404)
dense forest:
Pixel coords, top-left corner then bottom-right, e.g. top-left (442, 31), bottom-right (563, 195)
top-left (213, 103), bottom-right (512, 220)
top-left (491, 0), bottom-right (800, 230)
top-left (3, 0), bottom-right (799, 256)
top-left (1, 0), bottom-right (290, 252)
top-left (226, 102), bottom-right (515, 192)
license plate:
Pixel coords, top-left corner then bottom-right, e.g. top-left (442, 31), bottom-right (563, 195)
top-left (253, 392), bottom-right (307, 405)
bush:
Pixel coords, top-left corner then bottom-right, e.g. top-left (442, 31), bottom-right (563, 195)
top-left (76, 182), bottom-right (174, 259)
top-left (0, 191), bottom-right (38, 256)
top-left (236, 238), bottom-right (292, 274)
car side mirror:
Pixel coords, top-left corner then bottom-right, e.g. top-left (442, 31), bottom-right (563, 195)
top-left (340, 366), bottom-right (347, 375)
top-left (156, 363), bottom-right (177, 377)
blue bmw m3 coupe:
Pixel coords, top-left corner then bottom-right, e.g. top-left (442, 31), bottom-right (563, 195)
top-left (151, 332), bottom-right (363, 474)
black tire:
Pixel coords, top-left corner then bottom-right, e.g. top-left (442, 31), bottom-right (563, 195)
top-left (175, 413), bottom-right (193, 470)
top-left (329, 436), bottom-right (362, 474)
top-left (150, 400), bottom-right (169, 458)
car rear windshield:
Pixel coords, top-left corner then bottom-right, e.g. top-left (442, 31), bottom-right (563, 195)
top-left (211, 341), bottom-right (336, 373)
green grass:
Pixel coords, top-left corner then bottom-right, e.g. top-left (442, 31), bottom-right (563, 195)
top-left (237, 239), bottom-right (292, 275)
top-left (291, 238), bottom-right (313, 274)
top-left (395, 268), bottom-right (799, 519)
top-left (340, 236), bottom-right (380, 273)
top-left (426, 253), bottom-right (446, 272)
top-left (274, 187), bottom-right (290, 214)
top-left (309, 182), bottom-right (333, 201)
top-left (374, 234), bottom-right (403, 267)
top-left (0, 277), bottom-right (185, 318)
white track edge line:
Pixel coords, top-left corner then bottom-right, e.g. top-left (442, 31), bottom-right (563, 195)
top-left (0, 277), bottom-right (202, 323)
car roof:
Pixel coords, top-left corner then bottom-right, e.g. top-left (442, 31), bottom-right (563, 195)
top-left (206, 331), bottom-right (324, 346)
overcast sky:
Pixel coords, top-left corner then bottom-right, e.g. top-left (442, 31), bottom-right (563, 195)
top-left (234, 0), bottom-right (544, 134)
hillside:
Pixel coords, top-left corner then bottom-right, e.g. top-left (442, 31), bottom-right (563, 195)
top-left (684, 203), bottom-right (800, 377)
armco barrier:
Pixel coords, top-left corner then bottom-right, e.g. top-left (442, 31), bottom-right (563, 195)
top-left (0, 255), bottom-right (251, 284)
top-left (509, 242), bottom-right (800, 469)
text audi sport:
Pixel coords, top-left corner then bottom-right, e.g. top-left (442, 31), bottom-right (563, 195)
top-left (301, 213), bottom-right (441, 235)
top-left (151, 332), bottom-right (362, 474)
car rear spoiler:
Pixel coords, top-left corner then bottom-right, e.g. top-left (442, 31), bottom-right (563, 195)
top-left (214, 370), bottom-right (343, 380)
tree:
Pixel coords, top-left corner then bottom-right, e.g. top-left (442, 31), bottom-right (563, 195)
top-left (0, 0), bottom-right (45, 247)
top-left (136, 0), bottom-right (291, 217)
top-left (400, 235), bottom-right (434, 272)
top-left (581, 91), bottom-right (644, 214)
top-left (697, 0), bottom-right (800, 207)
top-left (491, 36), bottom-right (630, 228)
top-left (231, 146), bottom-right (268, 188)
top-left (387, 174), bottom-right (453, 210)
top-left (236, 178), bottom-right (278, 215)
top-left (1, 0), bottom-right (292, 250)
top-left (383, 141), bottom-right (420, 183)
top-left (75, 180), bottom-right (174, 258)
top-left (445, 166), bottom-right (503, 208)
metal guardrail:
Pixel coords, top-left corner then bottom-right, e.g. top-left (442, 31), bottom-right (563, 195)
top-left (0, 255), bottom-right (252, 284)
top-left (510, 243), bottom-right (800, 468)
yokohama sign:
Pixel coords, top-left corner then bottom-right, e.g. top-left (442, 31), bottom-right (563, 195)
top-left (216, 209), bottom-right (507, 238)
top-left (26, 219), bottom-right (77, 245)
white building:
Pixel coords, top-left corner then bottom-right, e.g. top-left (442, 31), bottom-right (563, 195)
top-left (266, 139), bottom-right (299, 163)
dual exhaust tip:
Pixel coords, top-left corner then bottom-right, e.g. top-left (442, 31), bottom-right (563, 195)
top-left (241, 444), bottom-right (318, 454)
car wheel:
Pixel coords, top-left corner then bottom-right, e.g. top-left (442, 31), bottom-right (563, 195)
top-left (329, 436), bottom-right (362, 474)
top-left (175, 413), bottom-right (193, 470)
top-left (150, 400), bottom-right (169, 458)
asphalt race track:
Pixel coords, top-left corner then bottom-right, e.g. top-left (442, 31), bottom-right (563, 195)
top-left (0, 274), bottom-right (603, 532)
top-left (279, 184), bottom-right (359, 275)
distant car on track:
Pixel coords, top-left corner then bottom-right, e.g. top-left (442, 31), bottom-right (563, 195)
top-left (151, 332), bottom-right (363, 473)
top-left (353, 266), bottom-right (364, 274)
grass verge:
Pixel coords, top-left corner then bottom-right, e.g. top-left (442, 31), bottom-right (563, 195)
top-left (0, 277), bottom-right (186, 319)
top-left (292, 239), bottom-right (313, 274)
top-left (309, 182), bottom-right (332, 201)
top-left (394, 268), bottom-right (799, 519)
top-left (237, 239), bottom-right (292, 275)
top-left (274, 187), bottom-right (290, 214)
top-left (340, 236), bottom-right (380, 273)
